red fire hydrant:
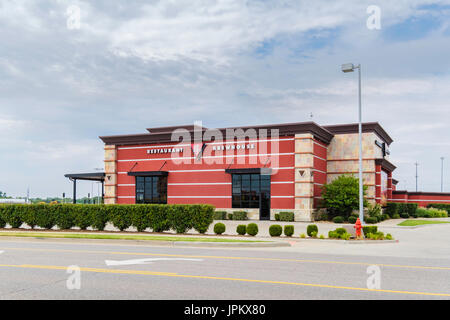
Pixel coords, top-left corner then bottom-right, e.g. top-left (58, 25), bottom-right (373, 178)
top-left (354, 218), bottom-right (363, 239)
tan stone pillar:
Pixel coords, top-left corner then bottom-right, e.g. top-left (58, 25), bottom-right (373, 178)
top-left (104, 145), bottom-right (117, 204)
top-left (294, 133), bottom-right (315, 221)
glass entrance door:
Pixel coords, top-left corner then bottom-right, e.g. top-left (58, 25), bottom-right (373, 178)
top-left (259, 174), bottom-right (271, 220)
top-left (231, 173), bottom-right (271, 220)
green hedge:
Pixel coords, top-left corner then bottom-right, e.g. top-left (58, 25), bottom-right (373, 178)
top-left (232, 211), bottom-right (248, 220)
top-left (0, 204), bottom-right (214, 234)
top-left (213, 211), bottom-right (227, 220)
top-left (385, 202), bottom-right (418, 218)
top-left (278, 212), bottom-right (294, 222)
top-left (427, 203), bottom-right (450, 214)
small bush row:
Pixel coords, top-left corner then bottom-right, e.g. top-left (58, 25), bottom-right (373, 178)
top-left (0, 204), bottom-right (215, 234)
top-left (214, 211), bottom-right (249, 221)
top-left (328, 227), bottom-right (351, 240)
top-left (275, 212), bottom-right (295, 222)
top-left (269, 224), bottom-right (295, 237)
top-left (213, 223), bottom-right (259, 236)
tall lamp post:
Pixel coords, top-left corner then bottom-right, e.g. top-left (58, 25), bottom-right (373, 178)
top-left (341, 63), bottom-right (364, 224)
top-left (441, 157), bottom-right (445, 192)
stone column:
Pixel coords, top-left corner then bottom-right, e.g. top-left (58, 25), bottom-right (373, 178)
top-left (104, 145), bottom-right (117, 204)
top-left (294, 133), bottom-right (315, 221)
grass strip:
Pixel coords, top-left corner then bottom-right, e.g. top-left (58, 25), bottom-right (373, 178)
top-left (398, 220), bottom-right (450, 227)
top-left (0, 232), bottom-right (265, 243)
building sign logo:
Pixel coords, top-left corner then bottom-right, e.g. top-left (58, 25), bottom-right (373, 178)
top-left (191, 143), bottom-right (206, 160)
top-left (212, 144), bottom-right (255, 151)
top-left (147, 147), bottom-right (184, 154)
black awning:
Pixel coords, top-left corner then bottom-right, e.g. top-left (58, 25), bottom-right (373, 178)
top-left (127, 171), bottom-right (169, 177)
top-left (64, 172), bottom-right (105, 181)
top-left (225, 168), bottom-right (272, 175)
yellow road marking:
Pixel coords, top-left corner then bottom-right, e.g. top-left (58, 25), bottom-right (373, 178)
top-left (3, 246), bottom-right (450, 271)
top-left (0, 263), bottom-right (449, 297)
top-left (0, 264), bottom-right (177, 276)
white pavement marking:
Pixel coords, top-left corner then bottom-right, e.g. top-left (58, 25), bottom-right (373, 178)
top-left (105, 257), bottom-right (203, 266)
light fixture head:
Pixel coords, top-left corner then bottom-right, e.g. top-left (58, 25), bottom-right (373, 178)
top-left (341, 63), bottom-right (355, 73)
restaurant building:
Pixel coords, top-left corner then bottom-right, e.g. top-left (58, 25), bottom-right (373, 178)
top-left (97, 121), bottom-right (411, 221)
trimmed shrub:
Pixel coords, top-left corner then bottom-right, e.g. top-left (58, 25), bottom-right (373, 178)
top-left (328, 231), bottom-right (338, 239)
top-left (300, 233), bottom-right (306, 238)
top-left (73, 204), bottom-right (94, 230)
top-left (227, 213), bottom-right (233, 220)
top-left (381, 213), bottom-right (390, 221)
top-left (407, 203), bottom-right (418, 216)
top-left (236, 225), bottom-right (247, 235)
top-left (34, 204), bottom-right (56, 229)
top-left (348, 216), bottom-right (357, 224)
top-left (283, 225), bottom-right (294, 237)
top-left (191, 205), bottom-right (214, 234)
top-left (0, 213), bottom-right (5, 228)
top-left (278, 212), bottom-right (294, 222)
top-left (0, 204), bottom-right (215, 235)
top-left (400, 212), bottom-right (409, 219)
top-left (269, 224), bottom-right (282, 237)
top-left (310, 231), bottom-right (318, 238)
top-left (232, 211), bottom-right (247, 220)
top-left (107, 205), bottom-right (132, 231)
top-left (306, 224), bottom-right (318, 237)
top-left (275, 213), bottom-right (280, 221)
top-left (332, 216), bottom-right (344, 223)
top-left (214, 223), bottom-right (226, 235)
top-left (213, 211), bottom-right (227, 220)
top-left (130, 205), bottom-right (150, 232)
top-left (385, 202), bottom-right (398, 217)
top-left (319, 234), bottom-right (325, 239)
top-left (392, 213), bottom-right (401, 219)
top-left (363, 226), bottom-right (378, 237)
top-left (247, 223), bottom-right (259, 236)
top-left (90, 205), bottom-right (108, 231)
top-left (335, 228), bottom-right (347, 236)
top-left (0, 204), bottom-right (23, 228)
top-left (416, 207), bottom-right (448, 218)
top-left (365, 217), bottom-right (378, 224)
top-left (397, 203), bottom-right (408, 215)
top-left (149, 205), bottom-right (170, 232)
top-left (386, 233), bottom-right (393, 240)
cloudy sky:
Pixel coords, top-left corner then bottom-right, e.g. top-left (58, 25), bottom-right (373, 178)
top-left (1, 0), bottom-right (450, 198)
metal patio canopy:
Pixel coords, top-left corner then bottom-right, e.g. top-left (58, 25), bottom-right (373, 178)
top-left (64, 172), bottom-right (105, 204)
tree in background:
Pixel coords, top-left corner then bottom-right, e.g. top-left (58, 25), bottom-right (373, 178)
top-left (0, 191), bottom-right (7, 198)
top-left (321, 175), bottom-right (368, 219)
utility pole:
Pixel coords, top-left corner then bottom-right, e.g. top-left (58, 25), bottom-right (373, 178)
top-left (415, 162), bottom-right (419, 192)
top-left (441, 157), bottom-right (445, 192)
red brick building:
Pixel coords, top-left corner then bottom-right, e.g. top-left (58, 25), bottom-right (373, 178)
top-left (97, 121), bottom-right (450, 221)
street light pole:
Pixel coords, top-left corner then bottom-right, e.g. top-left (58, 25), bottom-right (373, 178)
top-left (342, 63), bottom-right (364, 224)
top-left (441, 157), bottom-right (445, 192)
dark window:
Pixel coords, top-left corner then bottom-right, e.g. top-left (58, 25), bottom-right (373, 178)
top-left (135, 176), bottom-right (167, 204)
top-left (232, 173), bottom-right (270, 208)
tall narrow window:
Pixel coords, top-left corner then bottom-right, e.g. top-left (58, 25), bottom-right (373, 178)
top-left (135, 176), bottom-right (167, 204)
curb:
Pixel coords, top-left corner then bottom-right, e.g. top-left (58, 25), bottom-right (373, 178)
top-left (0, 235), bottom-right (290, 248)
top-left (293, 238), bottom-right (399, 244)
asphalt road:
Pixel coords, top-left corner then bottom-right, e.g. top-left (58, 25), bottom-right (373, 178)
top-left (0, 236), bottom-right (450, 300)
